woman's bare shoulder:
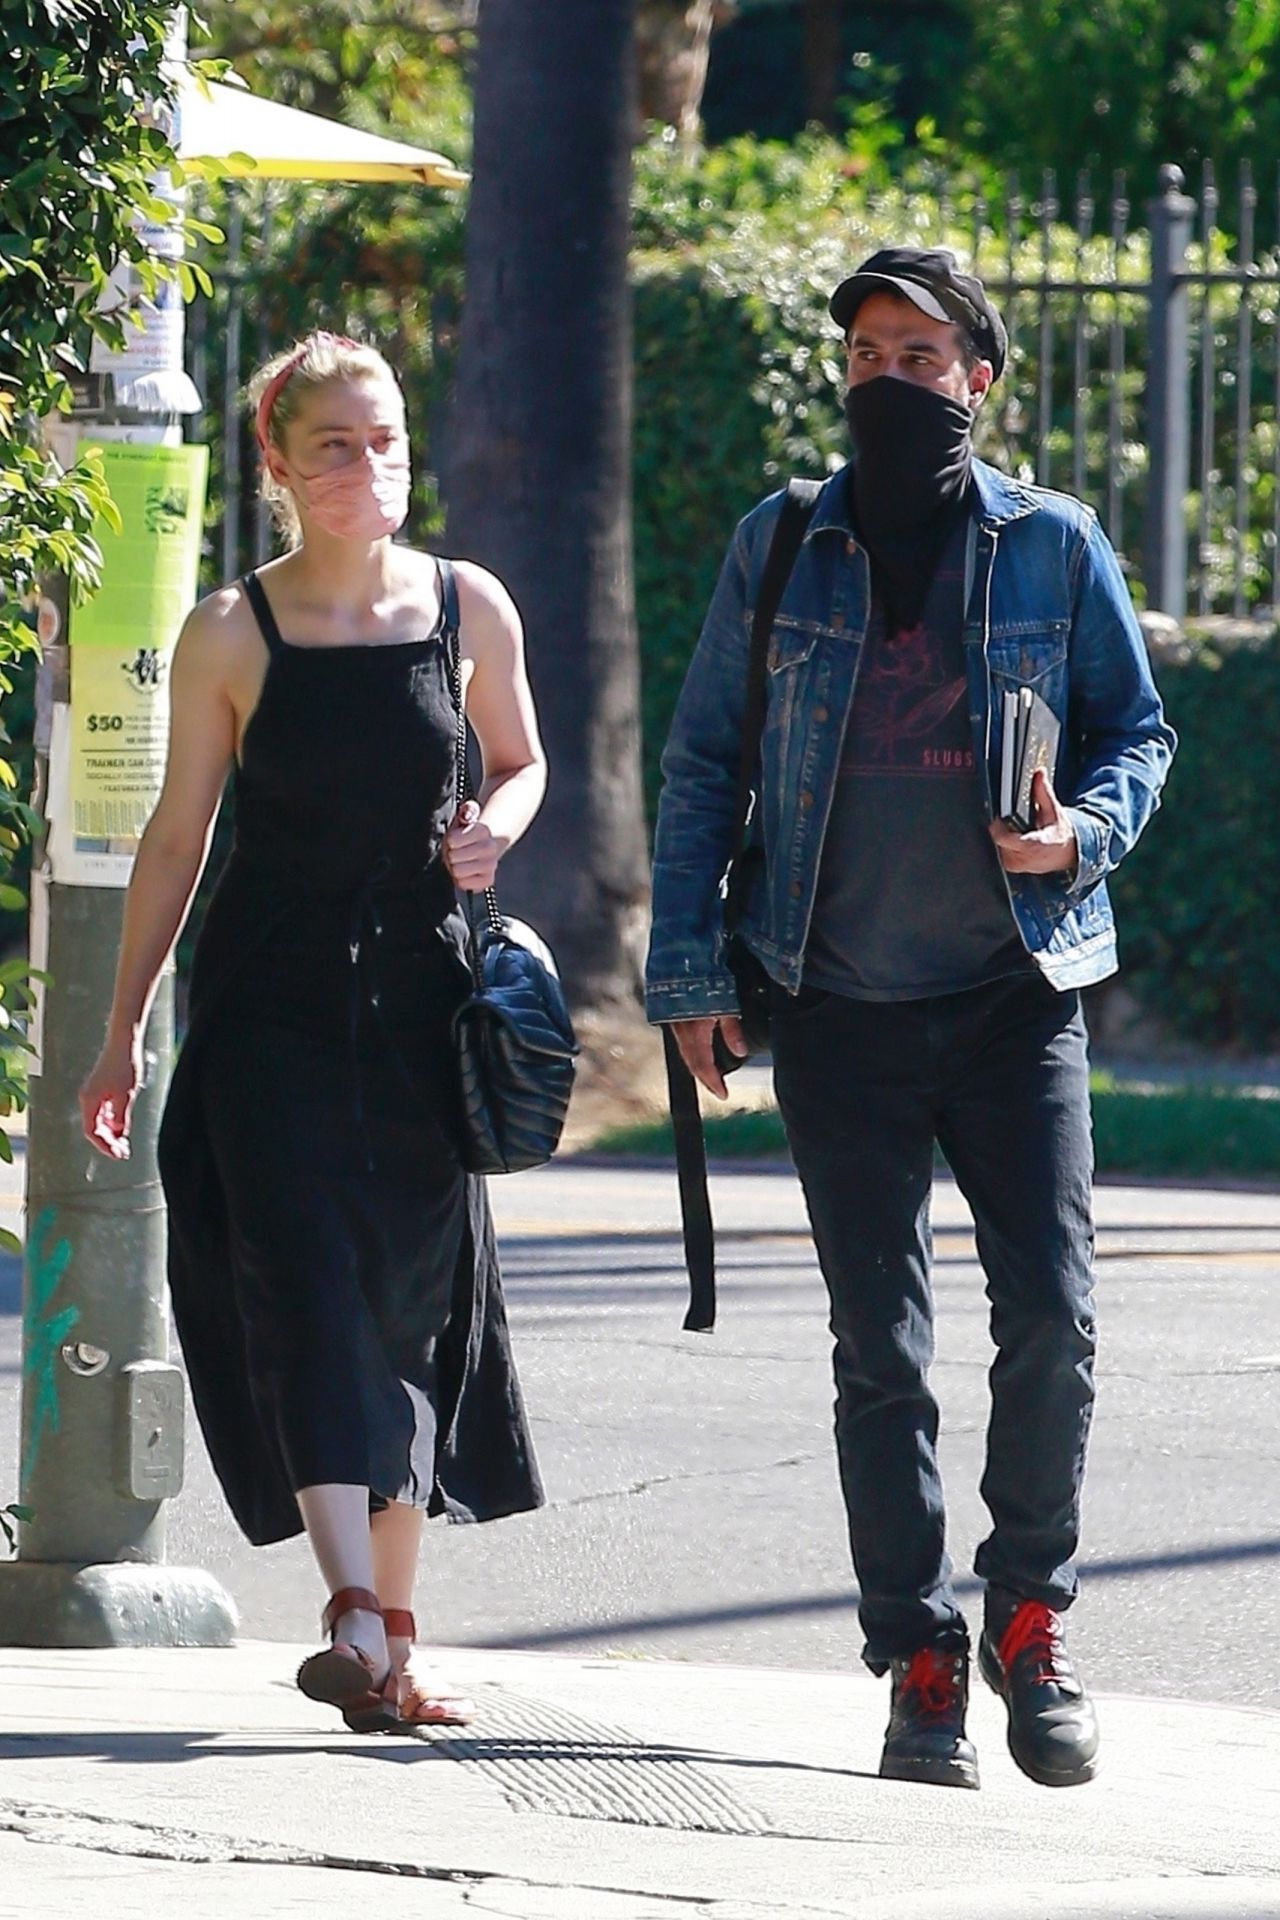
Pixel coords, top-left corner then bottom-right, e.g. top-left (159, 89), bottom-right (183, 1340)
top-left (175, 582), bottom-right (268, 677)
top-left (445, 557), bottom-right (521, 640)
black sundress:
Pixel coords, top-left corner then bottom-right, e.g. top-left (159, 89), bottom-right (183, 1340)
top-left (157, 563), bottom-right (544, 1547)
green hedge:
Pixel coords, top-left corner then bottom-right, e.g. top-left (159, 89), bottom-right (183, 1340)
top-left (593, 1075), bottom-right (1280, 1178)
top-left (1109, 633), bottom-right (1280, 1050)
top-left (633, 265), bottom-right (798, 814)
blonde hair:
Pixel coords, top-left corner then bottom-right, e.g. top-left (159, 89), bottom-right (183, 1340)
top-left (247, 333), bottom-right (400, 547)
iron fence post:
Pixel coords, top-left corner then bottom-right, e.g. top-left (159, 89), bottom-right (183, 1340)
top-left (1144, 163), bottom-right (1196, 616)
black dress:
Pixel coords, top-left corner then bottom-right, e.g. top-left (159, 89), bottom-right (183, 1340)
top-left (157, 565), bottom-right (544, 1548)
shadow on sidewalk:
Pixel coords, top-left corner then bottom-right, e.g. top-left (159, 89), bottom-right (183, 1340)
top-left (0, 1727), bottom-right (880, 1783)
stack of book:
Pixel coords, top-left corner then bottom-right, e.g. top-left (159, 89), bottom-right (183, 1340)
top-left (999, 687), bottom-right (1060, 832)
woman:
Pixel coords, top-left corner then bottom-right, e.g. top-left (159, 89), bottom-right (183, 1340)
top-left (80, 331), bottom-right (546, 1732)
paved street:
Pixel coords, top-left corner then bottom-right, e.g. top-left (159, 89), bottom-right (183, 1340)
top-left (1, 1136), bottom-right (1278, 1710)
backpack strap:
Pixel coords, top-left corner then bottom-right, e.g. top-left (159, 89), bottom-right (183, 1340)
top-left (663, 1024), bottom-right (717, 1330)
top-left (666, 477), bottom-right (823, 1332)
top-left (725, 478), bottom-right (823, 928)
top-left (240, 571), bottom-right (286, 656)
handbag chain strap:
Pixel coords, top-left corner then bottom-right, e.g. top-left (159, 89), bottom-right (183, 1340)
top-left (440, 559), bottom-right (502, 984)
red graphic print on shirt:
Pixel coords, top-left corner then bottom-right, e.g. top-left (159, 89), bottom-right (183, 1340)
top-left (844, 561), bottom-right (973, 777)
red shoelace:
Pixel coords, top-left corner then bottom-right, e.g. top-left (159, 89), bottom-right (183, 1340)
top-left (998, 1600), bottom-right (1071, 1684)
top-left (900, 1646), bottom-right (962, 1718)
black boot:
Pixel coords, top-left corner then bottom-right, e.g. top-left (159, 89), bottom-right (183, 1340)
top-left (879, 1644), bottom-right (979, 1790)
top-left (979, 1590), bottom-right (1099, 1788)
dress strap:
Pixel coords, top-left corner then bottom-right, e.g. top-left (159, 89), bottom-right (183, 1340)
top-left (241, 571), bottom-right (286, 657)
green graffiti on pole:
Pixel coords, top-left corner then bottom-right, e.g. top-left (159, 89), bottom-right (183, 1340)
top-left (21, 1208), bottom-right (79, 1494)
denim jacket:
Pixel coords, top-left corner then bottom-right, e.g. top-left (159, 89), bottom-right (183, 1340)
top-left (646, 457), bottom-right (1176, 1021)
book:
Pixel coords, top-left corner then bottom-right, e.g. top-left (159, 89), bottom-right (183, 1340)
top-left (999, 686), bottom-right (1060, 832)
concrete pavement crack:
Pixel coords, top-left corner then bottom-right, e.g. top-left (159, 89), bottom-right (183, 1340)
top-left (1096, 1367), bottom-right (1280, 1381)
top-left (543, 1451), bottom-right (819, 1512)
top-left (0, 1797), bottom-right (781, 1911)
top-left (525, 1336), bottom-right (821, 1363)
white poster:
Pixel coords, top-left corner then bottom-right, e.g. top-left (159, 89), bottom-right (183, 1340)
top-left (89, 213), bottom-right (186, 380)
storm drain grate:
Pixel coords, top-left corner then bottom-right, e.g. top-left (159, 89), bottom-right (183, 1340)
top-left (418, 1690), bottom-right (771, 1837)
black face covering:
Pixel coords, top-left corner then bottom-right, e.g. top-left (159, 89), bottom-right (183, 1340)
top-left (843, 376), bottom-right (974, 630)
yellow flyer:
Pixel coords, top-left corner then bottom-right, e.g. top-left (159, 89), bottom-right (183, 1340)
top-left (64, 440), bottom-right (208, 884)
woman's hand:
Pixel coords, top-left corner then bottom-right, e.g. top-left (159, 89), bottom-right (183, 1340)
top-left (79, 1034), bottom-right (143, 1160)
top-left (444, 800), bottom-right (504, 893)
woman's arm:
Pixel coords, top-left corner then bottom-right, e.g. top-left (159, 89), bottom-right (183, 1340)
top-left (444, 562), bottom-right (547, 892)
top-left (79, 596), bottom-right (240, 1156)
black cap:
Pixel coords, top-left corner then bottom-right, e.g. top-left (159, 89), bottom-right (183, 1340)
top-left (829, 246), bottom-right (1007, 380)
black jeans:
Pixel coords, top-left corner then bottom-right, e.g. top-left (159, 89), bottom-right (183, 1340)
top-left (771, 969), bottom-right (1096, 1673)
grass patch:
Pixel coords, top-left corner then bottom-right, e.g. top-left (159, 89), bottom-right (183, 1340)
top-left (1089, 1081), bottom-right (1280, 1179)
top-left (592, 1075), bottom-right (1280, 1181)
top-left (598, 1104), bottom-right (790, 1161)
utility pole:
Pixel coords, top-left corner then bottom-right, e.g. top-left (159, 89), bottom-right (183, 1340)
top-left (0, 7), bottom-right (236, 1647)
top-left (1144, 163), bottom-right (1195, 619)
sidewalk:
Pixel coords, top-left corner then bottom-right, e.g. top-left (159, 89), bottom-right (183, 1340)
top-left (0, 1643), bottom-right (1276, 1918)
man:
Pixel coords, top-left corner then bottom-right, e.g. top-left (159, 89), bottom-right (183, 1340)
top-left (646, 247), bottom-right (1175, 1792)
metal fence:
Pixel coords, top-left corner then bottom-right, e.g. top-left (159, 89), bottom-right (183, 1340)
top-left (920, 160), bottom-right (1280, 623)
top-left (197, 158), bottom-right (1280, 625)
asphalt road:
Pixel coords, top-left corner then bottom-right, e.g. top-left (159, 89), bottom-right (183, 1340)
top-left (2, 1138), bottom-right (1277, 1709)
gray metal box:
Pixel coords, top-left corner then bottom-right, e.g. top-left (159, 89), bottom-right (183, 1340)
top-left (116, 1361), bottom-right (185, 1502)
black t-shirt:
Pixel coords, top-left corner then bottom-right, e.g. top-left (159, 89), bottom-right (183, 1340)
top-left (804, 513), bottom-right (1030, 1000)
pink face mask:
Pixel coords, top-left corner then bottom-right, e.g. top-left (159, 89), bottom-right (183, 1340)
top-left (296, 448), bottom-right (411, 541)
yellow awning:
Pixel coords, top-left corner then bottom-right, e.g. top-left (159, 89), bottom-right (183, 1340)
top-left (175, 72), bottom-right (469, 190)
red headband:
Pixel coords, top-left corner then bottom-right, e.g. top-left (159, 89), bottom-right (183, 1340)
top-left (254, 333), bottom-right (362, 452)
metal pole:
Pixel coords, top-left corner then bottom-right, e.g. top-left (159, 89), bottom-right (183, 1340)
top-left (1106, 170), bottom-right (1129, 550)
top-left (1036, 168), bottom-right (1057, 487)
top-left (1072, 170), bottom-right (1093, 500)
top-left (0, 5), bottom-right (235, 1648)
top-left (1197, 160), bottom-right (1219, 616)
top-left (1232, 159), bottom-right (1257, 618)
top-left (221, 184), bottom-right (245, 586)
top-left (254, 184), bottom-right (279, 566)
top-left (1144, 162), bottom-right (1196, 617)
top-left (1002, 175), bottom-right (1023, 470)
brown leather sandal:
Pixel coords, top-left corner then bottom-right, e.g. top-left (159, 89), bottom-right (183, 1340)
top-left (341, 1676), bottom-right (401, 1736)
top-left (383, 1608), bottom-right (475, 1728)
top-left (296, 1586), bottom-right (397, 1731)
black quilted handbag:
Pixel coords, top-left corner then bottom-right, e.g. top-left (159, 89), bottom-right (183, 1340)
top-left (442, 564), bottom-right (578, 1174)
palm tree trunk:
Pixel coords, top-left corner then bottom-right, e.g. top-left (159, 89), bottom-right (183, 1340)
top-left (446, 0), bottom-right (648, 1014)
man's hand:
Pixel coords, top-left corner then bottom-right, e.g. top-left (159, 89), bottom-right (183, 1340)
top-left (990, 768), bottom-right (1078, 877)
top-left (670, 1015), bottom-right (747, 1100)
